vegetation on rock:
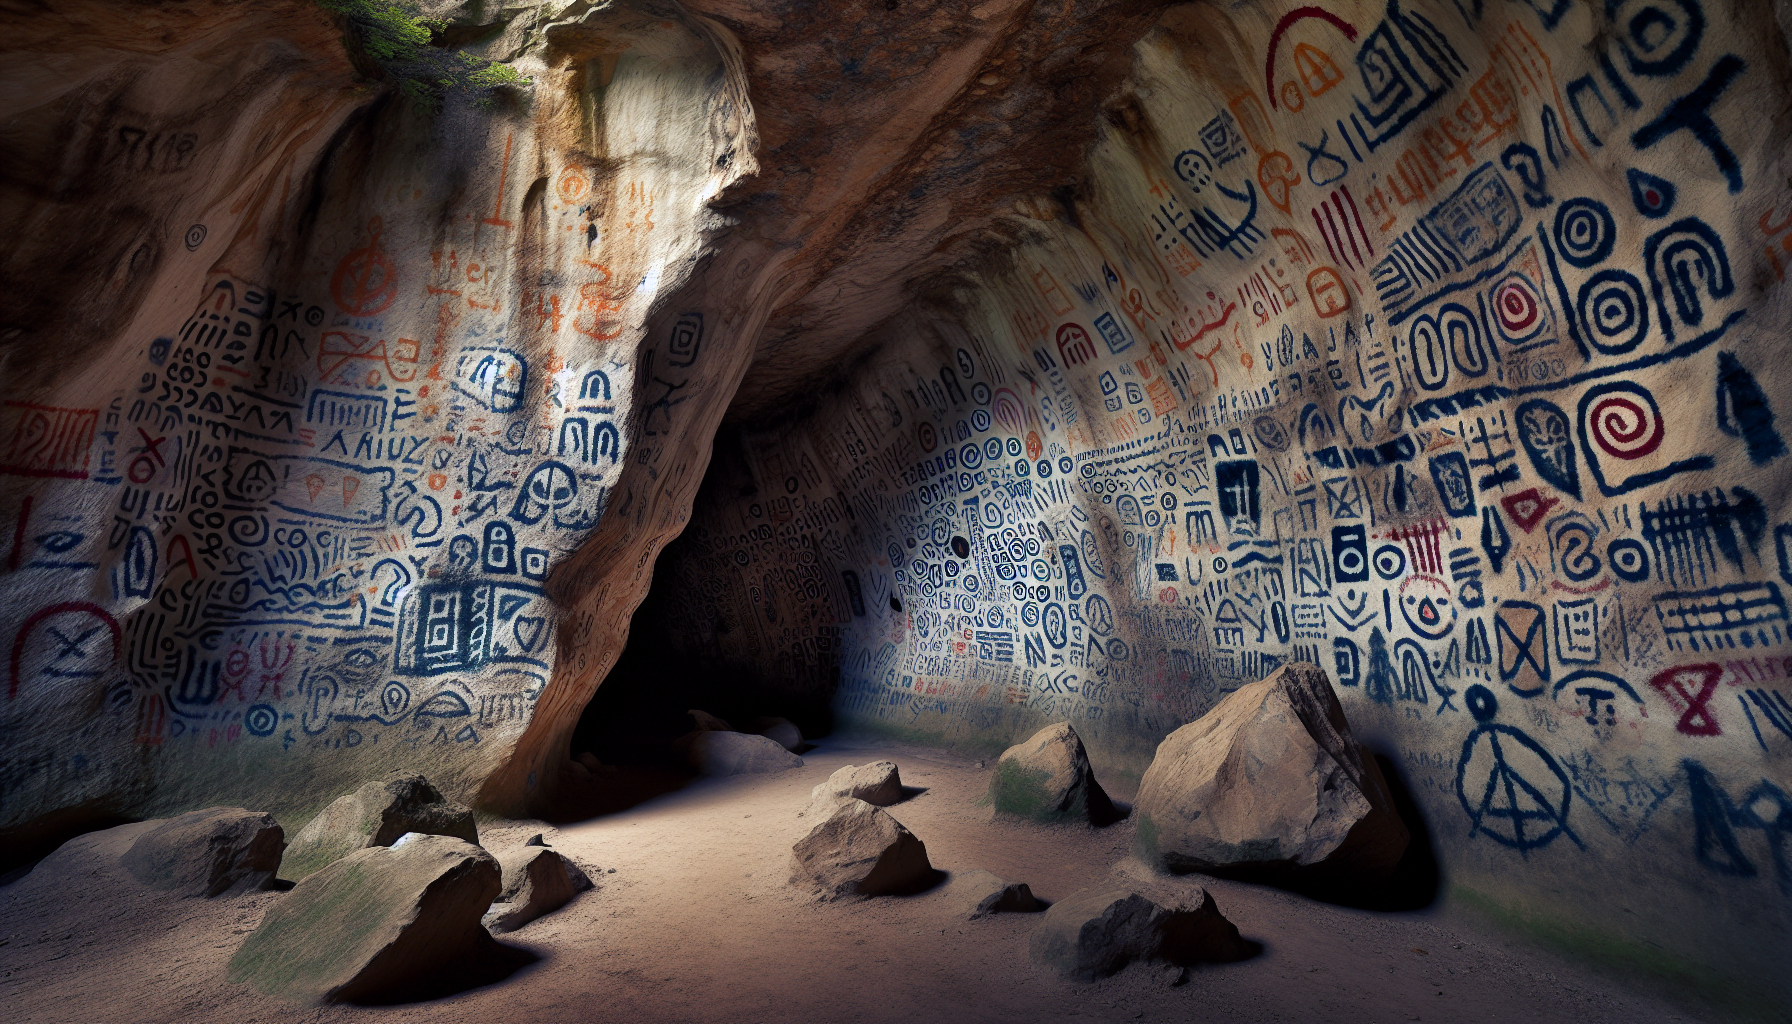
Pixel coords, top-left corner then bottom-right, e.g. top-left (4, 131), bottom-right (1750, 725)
top-left (317, 0), bottom-right (529, 111)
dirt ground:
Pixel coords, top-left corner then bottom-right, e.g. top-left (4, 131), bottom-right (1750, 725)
top-left (0, 735), bottom-right (1717, 1023)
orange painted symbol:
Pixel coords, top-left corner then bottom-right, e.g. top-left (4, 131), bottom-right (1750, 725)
top-left (330, 217), bottom-right (397, 316)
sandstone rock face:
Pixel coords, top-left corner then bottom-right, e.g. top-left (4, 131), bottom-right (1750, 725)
top-left (677, 730), bottom-right (804, 776)
top-left (1134, 663), bottom-right (1409, 884)
top-left (1029, 888), bottom-right (1248, 981)
top-left (227, 834), bottom-right (501, 1004)
top-left (987, 723), bottom-right (1117, 824)
top-left (789, 799), bottom-right (932, 898)
top-left (281, 774), bottom-right (478, 881)
top-left (120, 807), bottom-right (284, 897)
top-left (482, 843), bottom-right (588, 933)
top-left (804, 760), bottom-right (902, 818)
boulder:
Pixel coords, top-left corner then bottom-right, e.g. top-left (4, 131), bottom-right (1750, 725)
top-left (227, 834), bottom-right (501, 1004)
top-left (789, 798), bottom-right (932, 898)
top-left (987, 722), bottom-right (1119, 824)
top-left (748, 716), bottom-right (804, 752)
top-left (676, 730), bottom-right (804, 776)
top-left (1028, 887), bottom-right (1248, 980)
top-left (803, 760), bottom-right (903, 817)
top-left (280, 773), bottom-right (479, 881)
top-left (933, 868), bottom-right (1040, 919)
top-left (482, 842), bottom-right (591, 933)
top-left (1132, 662), bottom-right (1409, 884)
top-left (120, 806), bottom-right (285, 897)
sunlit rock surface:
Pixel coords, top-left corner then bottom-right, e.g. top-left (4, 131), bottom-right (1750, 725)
top-left (3, 0), bottom-right (1791, 1008)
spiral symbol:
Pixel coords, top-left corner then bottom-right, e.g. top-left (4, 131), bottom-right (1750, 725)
top-left (1587, 394), bottom-right (1663, 460)
top-left (1493, 276), bottom-right (1543, 342)
top-left (1576, 270), bottom-right (1649, 354)
top-left (1554, 198), bottom-right (1615, 268)
top-left (244, 704), bottom-right (278, 737)
top-left (183, 224), bottom-right (207, 251)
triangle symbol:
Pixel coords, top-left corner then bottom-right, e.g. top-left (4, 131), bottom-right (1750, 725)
top-left (305, 475), bottom-right (326, 503)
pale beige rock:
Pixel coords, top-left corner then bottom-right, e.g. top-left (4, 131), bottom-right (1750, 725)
top-left (281, 773), bottom-right (479, 881)
top-left (802, 760), bottom-right (902, 818)
top-left (789, 799), bottom-right (932, 898)
top-left (120, 807), bottom-right (284, 897)
top-left (1028, 887), bottom-right (1248, 980)
top-left (987, 722), bottom-right (1118, 824)
top-left (1133, 663), bottom-right (1409, 883)
top-left (482, 843), bottom-right (589, 933)
top-left (676, 730), bottom-right (804, 776)
top-left (227, 834), bottom-right (501, 1004)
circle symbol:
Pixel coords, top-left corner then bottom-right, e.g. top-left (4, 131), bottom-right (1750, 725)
top-left (1554, 198), bottom-right (1616, 268)
top-left (1373, 543), bottom-right (1407, 579)
top-left (330, 217), bottom-right (397, 316)
top-left (183, 224), bottom-right (207, 251)
top-left (971, 409), bottom-right (992, 432)
top-left (556, 166), bottom-right (590, 203)
top-left (1021, 603), bottom-right (1041, 627)
top-left (917, 421), bottom-right (936, 453)
top-left (959, 443), bottom-right (981, 469)
top-left (1399, 575), bottom-right (1457, 640)
top-left (1587, 394), bottom-right (1664, 460)
top-left (1609, 538), bottom-right (1650, 582)
top-left (244, 704), bottom-right (278, 737)
top-left (1492, 275), bottom-right (1544, 342)
top-left (1037, 459), bottom-right (1053, 479)
top-left (1576, 270), bottom-right (1649, 354)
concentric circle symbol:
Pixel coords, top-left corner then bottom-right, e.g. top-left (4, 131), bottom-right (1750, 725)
top-left (1492, 276), bottom-right (1543, 342)
top-left (183, 224), bottom-right (207, 251)
top-left (1373, 543), bottom-right (1407, 579)
top-left (1576, 270), bottom-right (1649, 354)
top-left (244, 704), bottom-right (278, 737)
top-left (1587, 394), bottom-right (1663, 460)
top-left (1609, 538), bottom-right (1650, 582)
top-left (1554, 198), bottom-right (1616, 268)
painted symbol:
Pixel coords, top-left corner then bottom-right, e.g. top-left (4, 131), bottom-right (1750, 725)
top-left (10, 602), bottom-right (122, 698)
top-left (1372, 543), bottom-right (1406, 580)
top-left (183, 224), bottom-right (207, 251)
top-left (1332, 524), bottom-right (1368, 582)
top-left (1627, 168), bottom-right (1676, 218)
top-left (1608, 538), bottom-right (1650, 582)
top-left (244, 703), bottom-right (278, 736)
top-left (330, 216), bottom-right (397, 316)
top-left (1496, 601), bottom-right (1550, 697)
top-left (1399, 574), bottom-right (1456, 640)
top-left (1576, 269), bottom-right (1650, 355)
top-left (1651, 663), bottom-right (1723, 736)
top-left (1457, 684), bottom-right (1583, 854)
top-left (1429, 451), bottom-right (1476, 518)
top-left (1554, 198), bottom-right (1616, 268)
top-left (1580, 381), bottom-right (1712, 496)
top-left (510, 461), bottom-right (579, 527)
top-left (1491, 273), bottom-right (1546, 346)
top-left (1500, 488), bottom-right (1558, 534)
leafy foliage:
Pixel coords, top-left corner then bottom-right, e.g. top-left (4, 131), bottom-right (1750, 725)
top-left (317, 0), bottom-right (530, 112)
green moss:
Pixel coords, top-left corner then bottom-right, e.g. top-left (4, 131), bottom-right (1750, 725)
top-left (228, 861), bottom-right (391, 996)
top-left (1134, 811), bottom-right (1160, 863)
top-left (1451, 885), bottom-right (1789, 1024)
top-left (317, 0), bottom-right (530, 113)
top-left (989, 759), bottom-right (1065, 820)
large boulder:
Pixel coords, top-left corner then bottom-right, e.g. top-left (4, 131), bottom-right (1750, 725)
top-left (789, 798), bottom-right (933, 898)
top-left (1133, 662), bottom-right (1409, 884)
top-left (481, 839), bottom-right (592, 933)
top-left (227, 834), bottom-right (501, 1004)
top-left (1029, 887), bottom-right (1248, 980)
top-left (280, 773), bottom-right (479, 881)
top-left (803, 760), bottom-right (903, 818)
top-left (987, 722), bottom-right (1119, 824)
top-left (119, 807), bottom-right (285, 897)
top-left (748, 716), bottom-right (804, 752)
top-left (676, 730), bottom-right (804, 776)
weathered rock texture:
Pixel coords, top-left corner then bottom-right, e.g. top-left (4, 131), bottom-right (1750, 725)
top-left (482, 841), bottom-right (590, 933)
top-left (3, 0), bottom-right (1792, 1005)
top-left (1134, 662), bottom-right (1408, 883)
top-left (281, 773), bottom-right (478, 880)
top-left (1028, 887), bottom-right (1247, 980)
top-left (789, 798), bottom-right (932, 898)
top-left (120, 806), bottom-right (285, 897)
top-left (803, 760), bottom-right (903, 817)
top-left (676, 729), bottom-right (804, 775)
top-left (932, 867), bottom-right (1040, 920)
top-left (987, 722), bottom-right (1117, 824)
top-left (227, 833), bottom-right (501, 1004)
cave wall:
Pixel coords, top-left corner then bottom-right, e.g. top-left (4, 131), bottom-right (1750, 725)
top-left (642, 0), bottom-right (1792, 1003)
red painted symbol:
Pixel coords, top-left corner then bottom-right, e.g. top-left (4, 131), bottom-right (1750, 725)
top-left (330, 216), bottom-right (398, 316)
top-left (1500, 487), bottom-right (1558, 534)
top-left (1651, 664), bottom-right (1723, 736)
top-left (127, 427), bottom-right (168, 484)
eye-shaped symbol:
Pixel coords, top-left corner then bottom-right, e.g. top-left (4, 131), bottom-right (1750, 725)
top-left (511, 461), bottom-right (580, 526)
top-left (36, 531), bottom-right (83, 554)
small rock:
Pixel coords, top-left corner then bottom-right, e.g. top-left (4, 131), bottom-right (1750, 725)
top-left (524, 833), bottom-right (546, 847)
top-left (747, 716), bottom-right (804, 752)
top-left (1132, 661), bottom-right (1409, 884)
top-left (483, 846), bottom-right (581, 933)
top-left (281, 773), bottom-right (479, 881)
top-left (575, 752), bottom-right (603, 773)
top-left (687, 708), bottom-right (734, 732)
top-left (987, 722), bottom-right (1119, 824)
top-left (120, 807), bottom-right (284, 897)
top-left (1028, 887), bottom-right (1248, 980)
top-left (803, 761), bottom-right (903, 817)
top-left (676, 730), bottom-right (804, 776)
top-left (934, 868), bottom-right (1041, 919)
top-left (227, 835), bottom-right (500, 1004)
top-left (789, 799), bottom-right (932, 898)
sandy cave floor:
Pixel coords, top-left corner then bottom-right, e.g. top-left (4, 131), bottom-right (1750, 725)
top-left (0, 735), bottom-right (1715, 1024)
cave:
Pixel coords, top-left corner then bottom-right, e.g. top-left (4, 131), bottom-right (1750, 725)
top-left (2, 0), bottom-right (1790, 1020)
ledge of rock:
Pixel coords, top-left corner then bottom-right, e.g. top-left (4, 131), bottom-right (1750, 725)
top-left (227, 834), bottom-right (502, 1004)
top-left (1133, 663), bottom-right (1409, 885)
top-left (281, 774), bottom-right (479, 881)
